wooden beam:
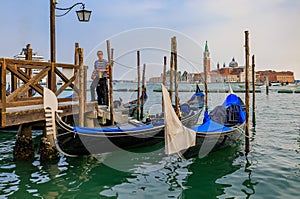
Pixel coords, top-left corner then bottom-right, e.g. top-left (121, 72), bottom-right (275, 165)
top-left (7, 62), bottom-right (78, 70)
top-left (172, 37), bottom-right (179, 116)
top-left (4, 58), bottom-right (79, 69)
top-left (55, 63), bottom-right (80, 69)
top-left (0, 59), bottom-right (7, 127)
top-left (140, 63), bottom-right (146, 120)
top-left (6, 59), bottom-right (51, 67)
top-left (26, 44), bottom-right (33, 97)
top-left (163, 56), bottom-right (167, 85)
top-left (78, 48), bottom-right (85, 127)
top-left (4, 101), bottom-right (96, 127)
top-left (55, 67), bottom-right (72, 85)
top-left (6, 65), bottom-right (47, 98)
top-left (106, 40), bottom-right (114, 124)
top-left (48, 62), bottom-right (57, 92)
top-left (55, 64), bottom-right (79, 95)
top-left (11, 64), bottom-right (17, 92)
top-left (244, 30), bottom-right (250, 154)
top-left (12, 66), bottom-right (44, 93)
top-left (109, 48), bottom-right (114, 124)
top-left (169, 40), bottom-right (174, 102)
top-left (55, 75), bottom-right (76, 96)
top-left (73, 43), bottom-right (80, 99)
top-left (6, 66), bottom-right (50, 102)
top-left (252, 55), bottom-right (256, 127)
top-left (136, 51), bottom-right (141, 120)
top-left (6, 97), bottom-right (73, 109)
top-left (7, 99), bottom-right (43, 107)
top-left (162, 56), bottom-right (167, 113)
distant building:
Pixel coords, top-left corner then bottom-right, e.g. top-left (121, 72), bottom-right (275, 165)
top-left (148, 71), bottom-right (180, 83)
top-left (148, 42), bottom-right (295, 84)
top-left (148, 76), bottom-right (161, 83)
top-left (256, 70), bottom-right (294, 83)
top-left (187, 41), bottom-right (256, 83)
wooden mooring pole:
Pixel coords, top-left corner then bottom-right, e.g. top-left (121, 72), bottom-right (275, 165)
top-left (140, 64), bottom-right (146, 120)
top-left (107, 40), bottom-right (114, 125)
top-left (162, 56), bottom-right (167, 112)
top-left (266, 76), bottom-right (269, 95)
top-left (169, 42), bottom-right (174, 102)
top-left (252, 55), bottom-right (256, 127)
top-left (172, 37), bottom-right (180, 117)
top-left (244, 30), bottom-right (250, 153)
top-left (110, 48), bottom-right (115, 124)
top-left (25, 44), bottom-right (33, 97)
top-left (163, 56), bottom-right (167, 86)
top-left (137, 51), bottom-right (141, 121)
top-left (78, 48), bottom-right (86, 127)
top-left (13, 123), bottom-right (34, 160)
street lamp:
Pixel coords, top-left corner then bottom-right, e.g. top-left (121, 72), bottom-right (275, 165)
top-left (56, 2), bottom-right (92, 22)
top-left (75, 6), bottom-right (92, 22)
top-left (49, 0), bottom-right (91, 90)
top-left (50, 0), bottom-right (92, 63)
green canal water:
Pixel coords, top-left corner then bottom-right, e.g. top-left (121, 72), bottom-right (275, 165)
top-left (0, 83), bottom-right (300, 198)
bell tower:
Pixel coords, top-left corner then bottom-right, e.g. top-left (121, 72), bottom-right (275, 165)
top-left (203, 41), bottom-right (210, 74)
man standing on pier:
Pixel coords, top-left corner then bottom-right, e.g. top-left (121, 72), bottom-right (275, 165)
top-left (90, 50), bottom-right (109, 105)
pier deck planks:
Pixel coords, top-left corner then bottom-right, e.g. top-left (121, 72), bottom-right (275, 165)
top-left (2, 101), bottom-right (97, 127)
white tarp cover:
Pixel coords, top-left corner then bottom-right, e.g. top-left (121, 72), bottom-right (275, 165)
top-left (162, 84), bottom-right (196, 155)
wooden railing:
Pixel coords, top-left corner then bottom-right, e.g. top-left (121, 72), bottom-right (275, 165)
top-left (0, 43), bottom-right (86, 127)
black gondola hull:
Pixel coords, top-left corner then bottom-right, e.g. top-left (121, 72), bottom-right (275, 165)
top-left (56, 109), bottom-right (202, 156)
top-left (182, 123), bottom-right (245, 158)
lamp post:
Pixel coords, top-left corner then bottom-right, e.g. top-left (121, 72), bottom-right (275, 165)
top-left (50, 0), bottom-right (91, 63)
top-left (49, 0), bottom-right (91, 90)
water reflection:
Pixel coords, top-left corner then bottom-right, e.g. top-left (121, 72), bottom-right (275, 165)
top-left (97, 144), bottom-right (190, 198)
top-left (181, 146), bottom-right (243, 198)
top-left (241, 157), bottom-right (258, 198)
top-left (297, 129), bottom-right (300, 153)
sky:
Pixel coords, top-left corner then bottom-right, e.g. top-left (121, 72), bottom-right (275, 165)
top-left (0, 0), bottom-right (300, 80)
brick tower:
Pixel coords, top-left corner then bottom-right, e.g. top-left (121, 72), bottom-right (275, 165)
top-left (203, 41), bottom-right (210, 74)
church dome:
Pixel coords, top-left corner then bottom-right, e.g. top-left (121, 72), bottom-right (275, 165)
top-left (229, 57), bottom-right (238, 68)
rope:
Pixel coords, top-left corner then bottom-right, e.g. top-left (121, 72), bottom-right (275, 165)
top-left (236, 125), bottom-right (251, 138)
top-left (113, 60), bottom-right (136, 69)
top-left (176, 152), bottom-right (186, 161)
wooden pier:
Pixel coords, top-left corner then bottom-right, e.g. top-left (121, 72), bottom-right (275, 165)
top-left (0, 44), bottom-right (97, 161)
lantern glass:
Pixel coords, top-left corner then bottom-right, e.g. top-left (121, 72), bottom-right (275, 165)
top-left (76, 9), bottom-right (91, 22)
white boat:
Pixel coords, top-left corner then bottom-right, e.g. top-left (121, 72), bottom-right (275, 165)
top-left (13, 48), bottom-right (45, 62)
top-left (270, 82), bottom-right (281, 86)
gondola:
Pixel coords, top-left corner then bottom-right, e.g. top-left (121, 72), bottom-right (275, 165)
top-left (121, 88), bottom-right (148, 117)
top-left (43, 85), bottom-right (204, 157)
top-left (162, 84), bottom-right (246, 158)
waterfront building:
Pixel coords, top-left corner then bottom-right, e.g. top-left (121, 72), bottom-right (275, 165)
top-left (148, 42), bottom-right (295, 84)
top-left (256, 70), bottom-right (294, 83)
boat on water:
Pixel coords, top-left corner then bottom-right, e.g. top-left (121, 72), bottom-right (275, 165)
top-left (269, 82), bottom-right (282, 86)
top-left (162, 84), bottom-right (246, 158)
top-left (121, 89), bottom-right (148, 118)
top-left (43, 85), bottom-right (204, 157)
top-left (238, 82), bottom-right (264, 89)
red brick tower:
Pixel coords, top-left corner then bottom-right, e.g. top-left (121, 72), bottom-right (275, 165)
top-left (203, 41), bottom-right (210, 74)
